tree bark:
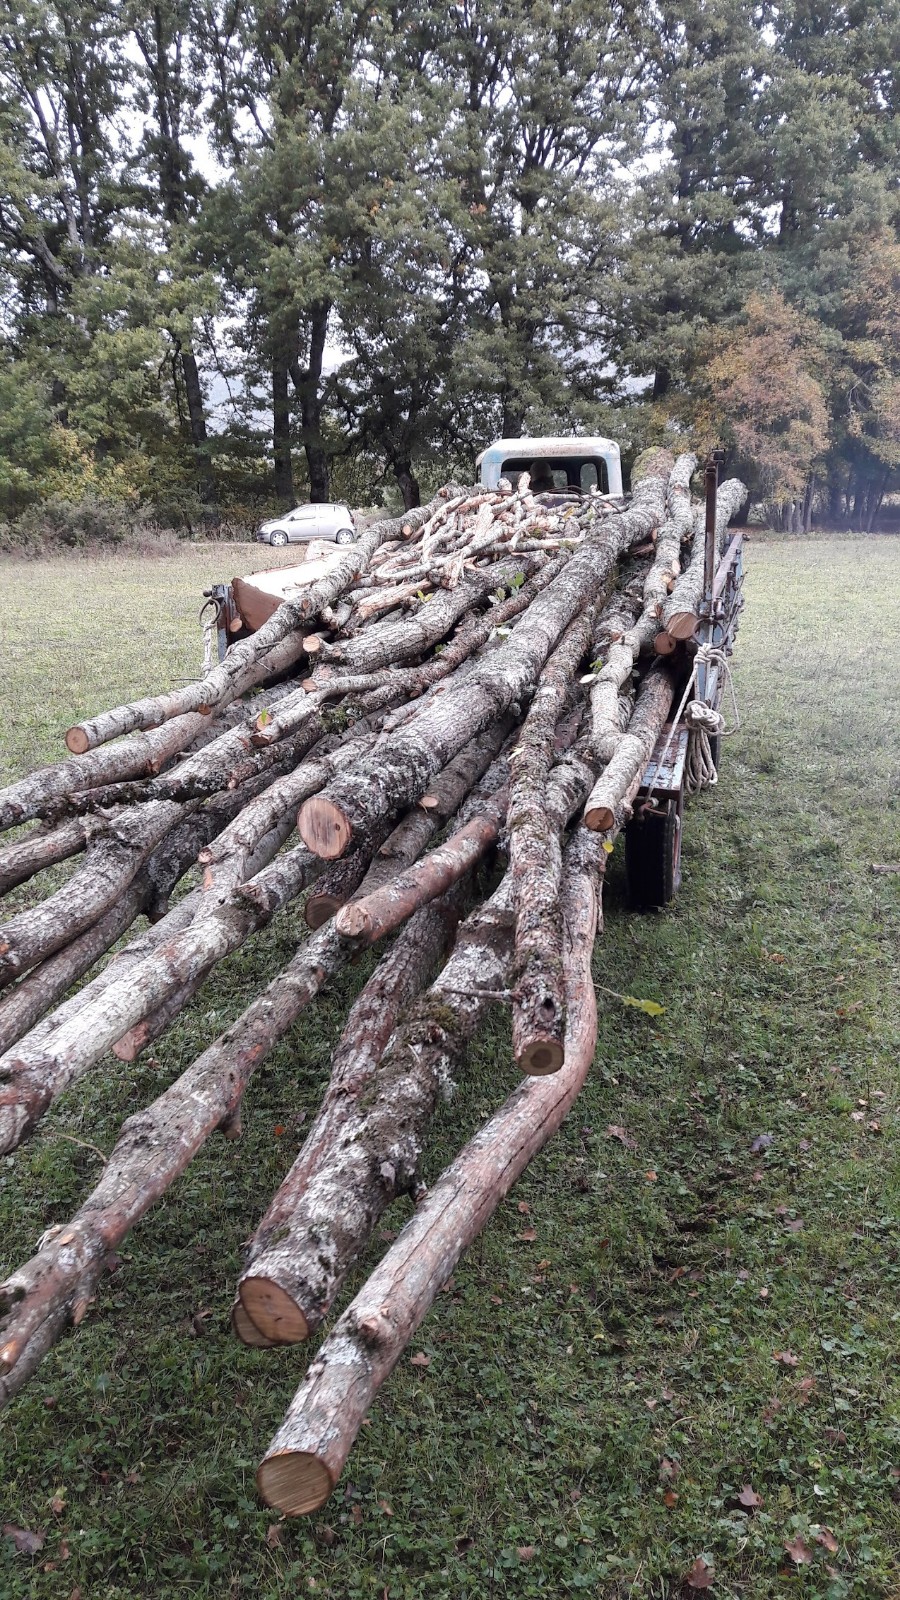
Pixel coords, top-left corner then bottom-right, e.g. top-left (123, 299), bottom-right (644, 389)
top-left (298, 467), bottom-right (671, 861)
top-left (0, 819), bottom-right (89, 898)
top-left (235, 747), bottom-right (594, 1347)
top-left (0, 801), bottom-right (188, 988)
top-left (60, 498), bottom-right (456, 748)
top-left (584, 665), bottom-right (676, 833)
top-left (507, 611), bottom-right (594, 1075)
top-left (655, 478), bottom-right (746, 646)
top-left (255, 827), bottom-right (605, 1513)
top-left (0, 840), bottom-right (326, 1156)
top-left (273, 358), bottom-right (293, 505)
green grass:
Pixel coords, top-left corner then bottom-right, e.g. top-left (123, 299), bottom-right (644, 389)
top-left (1, 535), bottom-right (899, 1599)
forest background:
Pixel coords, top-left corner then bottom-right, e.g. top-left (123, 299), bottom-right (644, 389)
top-left (0, 0), bottom-right (898, 546)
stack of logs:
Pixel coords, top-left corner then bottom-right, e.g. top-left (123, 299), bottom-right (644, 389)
top-left (0, 450), bottom-right (745, 1515)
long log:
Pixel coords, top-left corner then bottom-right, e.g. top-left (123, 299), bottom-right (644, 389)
top-left (297, 461), bottom-right (672, 861)
top-left (0, 818), bottom-right (89, 897)
top-left (0, 801), bottom-right (188, 988)
top-left (0, 902), bottom-right (427, 1402)
top-left (334, 788), bottom-right (508, 947)
top-left (256, 826), bottom-right (605, 1514)
top-left (312, 556), bottom-right (537, 676)
top-left (0, 839), bottom-right (326, 1156)
top-left (656, 477), bottom-right (746, 646)
top-left (235, 897), bottom-right (462, 1344)
top-left (62, 497), bottom-right (454, 751)
top-left (507, 611), bottom-right (594, 1075)
top-left (583, 665), bottom-right (677, 832)
top-left (234, 748), bottom-right (595, 1347)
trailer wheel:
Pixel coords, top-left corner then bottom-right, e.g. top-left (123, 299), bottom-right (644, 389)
top-left (625, 797), bottom-right (682, 910)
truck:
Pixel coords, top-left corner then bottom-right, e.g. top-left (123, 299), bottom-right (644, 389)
top-left (202, 436), bottom-right (743, 910)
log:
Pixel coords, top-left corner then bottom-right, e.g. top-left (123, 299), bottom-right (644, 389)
top-left (0, 801), bottom-right (188, 988)
top-left (256, 827), bottom-right (605, 1513)
top-left (235, 897), bottom-right (462, 1344)
top-left (62, 635), bottom-right (308, 757)
top-left (583, 665), bottom-right (677, 832)
top-left (656, 477), bottom-right (746, 646)
top-left (297, 464), bottom-right (672, 861)
top-left (507, 610), bottom-right (595, 1075)
top-left (334, 788), bottom-right (508, 947)
top-left (61, 497), bottom-right (454, 749)
top-left (0, 909), bottom-right (392, 1401)
top-left (235, 749), bottom-right (595, 1347)
top-left (0, 818), bottom-right (89, 897)
top-left (0, 840), bottom-right (325, 1156)
top-left (312, 557), bottom-right (537, 677)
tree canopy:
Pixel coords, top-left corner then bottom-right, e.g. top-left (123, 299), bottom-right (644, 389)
top-left (0, 0), bottom-right (897, 528)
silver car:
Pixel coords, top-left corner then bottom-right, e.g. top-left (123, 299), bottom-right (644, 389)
top-left (256, 502), bottom-right (356, 548)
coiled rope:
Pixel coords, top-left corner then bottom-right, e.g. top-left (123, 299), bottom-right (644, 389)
top-left (646, 643), bottom-right (740, 805)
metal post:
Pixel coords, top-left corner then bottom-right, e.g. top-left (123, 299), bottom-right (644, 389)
top-left (703, 455), bottom-right (719, 609)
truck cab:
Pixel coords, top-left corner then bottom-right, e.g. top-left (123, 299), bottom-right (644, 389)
top-left (476, 435), bottom-right (624, 499)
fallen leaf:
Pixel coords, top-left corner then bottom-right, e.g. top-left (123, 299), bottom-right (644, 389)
top-left (517, 1545), bottom-right (537, 1561)
top-left (644, 1397), bottom-right (658, 1411)
top-left (761, 1398), bottom-right (782, 1422)
top-left (266, 1524), bottom-right (283, 1548)
top-left (659, 1457), bottom-right (681, 1482)
top-left (273, 1124), bottom-right (285, 1136)
top-left (785, 1219), bottom-right (804, 1232)
top-left (645, 1170), bottom-right (658, 1182)
top-left (517, 1228), bottom-right (537, 1242)
top-left (569, 1489), bottom-right (582, 1503)
top-left (758, 1287), bottom-right (770, 1299)
top-left (824, 1427), bottom-right (847, 1444)
top-left (663, 1490), bottom-right (679, 1507)
top-left (3, 1525), bottom-right (46, 1556)
top-left (684, 1555), bottom-right (714, 1589)
top-left (517, 1201), bottom-right (530, 1214)
top-left (351, 1505), bottom-right (362, 1526)
top-left (796, 1376), bottom-right (817, 1403)
top-left (377, 1500), bottom-right (393, 1516)
top-left (815, 1527), bottom-right (838, 1554)
top-left (49, 1497), bottom-right (66, 1517)
top-left (750, 1134), bottom-right (773, 1153)
top-left (773, 1350), bottom-right (799, 1367)
top-left (319, 1524), bottom-right (336, 1545)
top-left (736, 1485), bottom-right (762, 1510)
top-left (410, 1352), bottom-right (430, 1368)
top-left (784, 1535), bottom-right (813, 1565)
top-left (606, 1124), bottom-right (638, 1152)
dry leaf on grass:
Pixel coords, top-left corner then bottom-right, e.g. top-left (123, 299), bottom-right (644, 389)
top-left (684, 1555), bottom-right (714, 1589)
top-left (2, 1524), bottom-right (46, 1556)
top-left (784, 1535), bottom-right (813, 1565)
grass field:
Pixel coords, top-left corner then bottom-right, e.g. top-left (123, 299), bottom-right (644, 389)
top-left (0, 535), bottom-right (898, 1600)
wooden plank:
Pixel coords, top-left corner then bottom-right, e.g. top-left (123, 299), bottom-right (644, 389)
top-left (638, 723), bottom-right (689, 797)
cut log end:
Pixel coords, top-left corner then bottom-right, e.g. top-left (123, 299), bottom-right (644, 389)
top-left (238, 1277), bottom-right (310, 1344)
top-left (64, 727), bottom-right (90, 755)
top-left (304, 892), bottom-right (344, 930)
top-left (257, 1450), bottom-right (334, 1517)
top-left (666, 610), bottom-right (698, 641)
top-left (517, 1038), bottom-right (566, 1076)
top-left (653, 629), bottom-right (677, 655)
top-left (583, 802), bottom-right (615, 834)
top-left (297, 797), bottom-right (352, 861)
top-left (230, 1297), bottom-right (278, 1348)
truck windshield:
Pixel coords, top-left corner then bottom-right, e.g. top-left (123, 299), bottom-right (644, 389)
top-left (500, 456), bottom-right (609, 494)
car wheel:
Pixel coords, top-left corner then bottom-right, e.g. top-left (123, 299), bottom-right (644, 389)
top-left (269, 530), bottom-right (289, 548)
top-left (335, 528), bottom-right (355, 546)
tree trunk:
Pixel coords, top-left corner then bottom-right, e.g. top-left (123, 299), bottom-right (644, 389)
top-left (273, 358), bottom-right (293, 505)
top-left (255, 826), bottom-right (605, 1514)
top-left (392, 458), bottom-right (420, 510)
top-left (180, 343), bottom-right (218, 508)
top-left (290, 306), bottom-right (330, 503)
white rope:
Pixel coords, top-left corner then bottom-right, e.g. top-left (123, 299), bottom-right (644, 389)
top-left (645, 642), bottom-right (740, 805)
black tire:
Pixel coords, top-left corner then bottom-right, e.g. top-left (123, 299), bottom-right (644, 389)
top-left (625, 797), bottom-right (681, 910)
top-left (335, 528), bottom-right (355, 546)
top-left (269, 530), bottom-right (289, 548)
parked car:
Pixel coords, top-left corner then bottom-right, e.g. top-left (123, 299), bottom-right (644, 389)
top-left (256, 503), bottom-right (356, 547)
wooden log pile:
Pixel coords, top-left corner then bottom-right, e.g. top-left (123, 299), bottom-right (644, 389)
top-left (0, 456), bottom-right (745, 1505)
